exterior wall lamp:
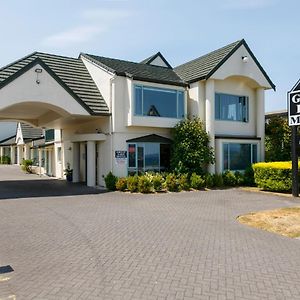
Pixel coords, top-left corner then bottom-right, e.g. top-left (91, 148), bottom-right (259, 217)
top-left (242, 56), bottom-right (249, 63)
top-left (35, 68), bottom-right (42, 84)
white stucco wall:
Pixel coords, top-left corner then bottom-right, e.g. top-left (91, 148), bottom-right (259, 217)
top-left (0, 63), bottom-right (90, 121)
top-left (214, 77), bottom-right (256, 136)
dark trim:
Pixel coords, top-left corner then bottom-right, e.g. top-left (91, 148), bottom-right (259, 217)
top-left (146, 52), bottom-right (173, 69)
top-left (188, 39), bottom-right (276, 91)
top-left (290, 78), bottom-right (300, 92)
top-left (0, 135), bottom-right (16, 144)
top-left (131, 76), bottom-right (187, 87)
top-left (215, 135), bottom-right (261, 140)
top-left (0, 58), bottom-right (110, 116)
top-left (37, 142), bottom-right (55, 149)
top-left (126, 134), bottom-right (172, 143)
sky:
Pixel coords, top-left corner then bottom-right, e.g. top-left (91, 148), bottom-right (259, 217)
top-left (0, 0), bottom-right (299, 115)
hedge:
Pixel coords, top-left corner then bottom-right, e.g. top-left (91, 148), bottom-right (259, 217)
top-left (252, 161), bottom-right (296, 192)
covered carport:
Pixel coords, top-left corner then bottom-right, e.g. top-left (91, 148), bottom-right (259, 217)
top-left (0, 52), bottom-right (110, 186)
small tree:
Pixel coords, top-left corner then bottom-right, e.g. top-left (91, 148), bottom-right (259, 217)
top-left (265, 116), bottom-right (291, 162)
top-left (171, 118), bottom-right (214, 174)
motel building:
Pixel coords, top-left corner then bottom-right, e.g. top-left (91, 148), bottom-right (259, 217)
top-left (0, 39), bottom-right (275, 187)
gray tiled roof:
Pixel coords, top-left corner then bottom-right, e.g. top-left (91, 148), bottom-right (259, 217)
top-left (174, 40), bottom-right (242, 83)
top-left (20, 123), bottom-right (43, 140)
top-left (81, 53), bottom-right (186, 87)
top-left (0, 135), bottom-right (16, 146)
top-left (0, 53), bottom-right (109, 115)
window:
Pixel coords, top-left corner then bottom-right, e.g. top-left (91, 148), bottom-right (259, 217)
top-left (134, 85), bottom-right (184, 119)
top-left (223, 143), bottom-right (258, 171)
top-left (215, 93), bottom-right (249, 122)
top-left (128, 142), bottom-right (171, 175)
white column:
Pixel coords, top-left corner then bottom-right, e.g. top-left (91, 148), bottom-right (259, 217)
top-left (0, 147), bottom-right (3, 161)
top-left (49, 150), bottom-right (52, 176)
top-left (17, 146), bottom-right (21, 164)
top-left (10, 146), bottom-right (15, 164)
top-left (24, 144), bottom-right (30, 160)
top-left (80, 142), bottom-right (86, 182)
top-left (38, 149), bottom-right (42, 176)
top-left (256, 88), bottom-right (265, 162)
top-left (72, 142), bottom-right (80, 183)
top-left (97, 142), bottom-right (102, 186)
top-left (205, 79), bottom-right (216, 174)
top-left (87, 141), bottom-right (96, 187)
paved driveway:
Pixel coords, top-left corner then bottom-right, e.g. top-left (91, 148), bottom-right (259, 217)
top-left (1, 166), bottom-right (300, 299)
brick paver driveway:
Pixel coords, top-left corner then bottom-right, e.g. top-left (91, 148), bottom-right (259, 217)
top-left (1, 166), bottom-right (300, 299)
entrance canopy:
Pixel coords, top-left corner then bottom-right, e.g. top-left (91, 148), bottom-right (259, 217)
top-left (0, 52), bottom-right (110, 128)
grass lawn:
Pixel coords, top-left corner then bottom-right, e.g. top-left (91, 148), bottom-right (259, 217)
top-left (237, 207), bottom-right (300, 238)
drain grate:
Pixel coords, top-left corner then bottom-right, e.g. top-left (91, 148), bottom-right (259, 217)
top-left (0, 265), bottom-right (14, 274)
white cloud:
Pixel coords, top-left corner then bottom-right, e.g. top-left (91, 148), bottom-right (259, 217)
top-left (42, 25), bottom-right (106, 47)
top-left (41, 8), bottom-right (132, 48)
top-left (222, 0), bottom-right (276, 10)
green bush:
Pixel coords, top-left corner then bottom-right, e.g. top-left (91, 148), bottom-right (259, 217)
top-left (204, 173), bottom-right (214, 188)
top-left (138, 175), bottom-right (154, 193)
top-left (21, 159), bottom-right (33, 173)
top-left (178, 173), bottom-right (190, 191)
top-left (213, 174), bottom-right (224, 187)
top-left (116, 177), bottom-right (128, 191)
top-left (222, 170), bottom-right (237, 186)
top-left (164, 173), bottom-right (181, 192)
top-left (234, 171), bottom-right (245, 186)
top-left (0, 155), bottom-right (10, 164)
top-left (152, 173), bottom-right (164, 192)
top-left (171, 117), bottom-right (215, 175)
top-left (244, 166), bottom-right (255, 186)
top-left (104, 171), bottom-right (118, 191)
top-left (190, 173), bottom-right (205, 190)
top-left (253, 161), bottom-right (294, 192)
top-left (127, 175), bottom-right (139, 193)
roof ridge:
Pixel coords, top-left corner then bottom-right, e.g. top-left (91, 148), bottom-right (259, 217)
top-left (35, 51), bottom-right (80, 61)
top-left (0, 51), bottom-right (38, 72)
top-left (174, 39), bottom-right (242, 69)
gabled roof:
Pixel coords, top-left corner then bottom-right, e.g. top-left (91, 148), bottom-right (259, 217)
top-left (140, 52), bottom-right (173, 69)
top-left (174, 39), bottom-right (275, 90)
top-left (0, 52), bottom-right (109, 115)
top-left (81, 53), bottom-right (186, 87)
top-left (20, 123), bottom-right (43, 140)
top-left (0, 135), bottom-right (16, 146)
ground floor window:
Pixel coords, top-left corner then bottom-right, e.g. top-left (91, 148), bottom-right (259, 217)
top-left (223, 143), bottom-right (258, 171)
top-left (128, 142), bottom-right (171, 175)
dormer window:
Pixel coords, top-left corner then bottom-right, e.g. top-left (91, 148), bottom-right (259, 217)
top-left (134, 85), bottom-right (184, 119)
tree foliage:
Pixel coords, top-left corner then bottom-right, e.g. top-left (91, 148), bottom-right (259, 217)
top-left (265, 116), bottom-right (291, 162)
top-left (171, 118), bottom-right (214, 174)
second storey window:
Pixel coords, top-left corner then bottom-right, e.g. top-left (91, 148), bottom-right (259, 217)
top-left (215, 93), bottom-right (249, 122)
top-left (134, 85), bottom-right (184, 119)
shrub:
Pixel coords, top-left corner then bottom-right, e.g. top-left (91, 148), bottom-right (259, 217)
top-left (190, 173), bottom-right (205, 190)
top-left (171, 117), bottom-right (215, 175)
top-left (116, 177), bottom-right (128, 191)
top-left (178, 173), bottom-right (190, 191)
top-left (152, 173), bottom-right (164, 192)
top-left (222, 170), bottom-right (237, 186)
top-left (127, 175), bottom-right (139, 193)
top-left (0, 155), bottom-right (10, 164)
top-left (21, 159), bottom-right (33, 173)
top-left (213, 174), bottom-right (224, 187)
top-left (204, 173), bottom-right (214, 188)
top-left (104, 171), bottom-right (118, 191)
top-left (234, 171), bottom-right (245, 186)
top-left (252, 161), bottom-right (294, 192)
top-left (244, 166), bottom-right (255, 186)
top-left (164, 173), bottom-right (181, 192)
top-left (138, 175), bottom-right (154, 193)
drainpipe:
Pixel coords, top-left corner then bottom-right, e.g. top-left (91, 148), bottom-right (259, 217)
top-left (109, 75), bottom-right (116, 172)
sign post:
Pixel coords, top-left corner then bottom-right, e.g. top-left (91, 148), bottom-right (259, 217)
top-left (288, 81), bottom-right (300, 197)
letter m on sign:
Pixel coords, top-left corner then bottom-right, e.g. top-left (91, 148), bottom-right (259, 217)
top-left (288, 79), bottom-right (300, 126)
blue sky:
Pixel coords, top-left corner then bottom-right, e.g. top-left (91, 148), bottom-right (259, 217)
top-left (0, 0), bottom-right (299, 112)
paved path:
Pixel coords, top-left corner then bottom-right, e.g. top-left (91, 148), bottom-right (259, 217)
top-left (0, 165), bottom-right (300, 299)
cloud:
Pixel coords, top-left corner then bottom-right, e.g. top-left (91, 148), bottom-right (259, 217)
top-left (41, 8), bottom-right (131, 48)
top-left (222, 0), bottom-right (276, 10)
top-left (42, 25), bottom-right (106, 47)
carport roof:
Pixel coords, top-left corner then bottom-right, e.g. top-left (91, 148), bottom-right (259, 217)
top-left (0, 52), bottom-right (110, 115)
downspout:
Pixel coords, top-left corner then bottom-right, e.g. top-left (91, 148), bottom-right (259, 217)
top-left (109, 75), bottom-right (116, 172)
